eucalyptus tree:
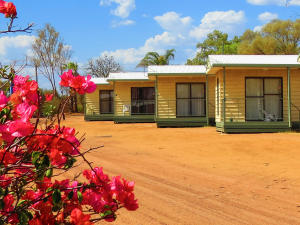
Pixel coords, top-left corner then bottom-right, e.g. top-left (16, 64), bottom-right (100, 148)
top-left (31, 24), bottom-right (71, 95)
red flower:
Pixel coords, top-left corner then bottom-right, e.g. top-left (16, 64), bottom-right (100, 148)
top-left (70, 208), bottom-right (93, 225)
top-left (0, 0), bottom-right (17, 18)
top-left (45, 93), bottom-right (53, 102)
top-left (59, 70), bottom-right (96, 95)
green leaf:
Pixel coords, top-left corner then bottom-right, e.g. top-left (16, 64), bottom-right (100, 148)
top-left (17, 200), bottom-right (27, 207)
top-left (45, 168), bottom-right (53, 178)
top-left (77, 191), bottom-right (83, 203)
top-left (64, 157), bottom-right (76, 169)
top-left (100, 210), bottom-right (113, 218)
top-left (42, 155), bottom-right (50, 167)
top-left (31, 152), bottom-right (41, 165)
top-left (18, 211), bottom-right (31, 225)
top-left (0, 199), bottom-right (4, 210)
top-left (67, 191), bottom-right (74, 200)
top-left (52, 189), bottom-right (61, 205)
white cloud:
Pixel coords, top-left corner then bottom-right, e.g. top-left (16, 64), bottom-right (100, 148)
top-left (189, 10), bottom-right (246, 39)
top-left (258, 12), bottom-right (278, 22)
top-left (101, 32), bottom-right (177, 65)
top-left (154, 12), bottom-right (193, 33)
top-left (112, 19), bottom-right (135, 27)
top-left (100, 10), bottom-right (247, 69)
top-left (289, 0), bottom-right (300, 5)
top-left (247, 0), bottom-right (300, 5)
top-left (100, 0), bottom-right (136, 18)
top-left (254, 25), bottom-right (263, 32)
top-left (0, 35), bottom-right (35, 56)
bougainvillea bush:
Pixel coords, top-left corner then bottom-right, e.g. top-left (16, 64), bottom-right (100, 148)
top-left (0, 68), bottom-right (138, 224)
top-left (0, 2), bottom-right (138, 222)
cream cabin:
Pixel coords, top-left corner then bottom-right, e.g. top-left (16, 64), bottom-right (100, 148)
top-left (84, 77), bottom-right (114, 121)
top-left (107, 72), bottom-right (156, 123)
top-left (148, 65), bottom-right (215, 127)
top-left (207, 55), bottom-right (300, 133)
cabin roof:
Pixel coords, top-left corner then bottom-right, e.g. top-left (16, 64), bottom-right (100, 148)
top-left (208, 55), bottom-right (300, 68)
top-left (90, 77), bottom-right (110, 85)
top-left (148, 65), bottom-right (207, 75)
top-left (107, 72), bottom-right (149, 81)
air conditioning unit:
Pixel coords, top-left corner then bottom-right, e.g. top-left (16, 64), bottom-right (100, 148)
top-left (123, 104), bottom-right (131, 113)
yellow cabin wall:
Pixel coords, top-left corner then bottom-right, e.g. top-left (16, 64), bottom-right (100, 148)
top-left (85, 85), bottom-right (113, 115)
top-left (156, 76), bottom-right (215, 119)
top-left (114, 81), bottom-right (155, 116)
top-left (215, 68), bottom-right (300, 123)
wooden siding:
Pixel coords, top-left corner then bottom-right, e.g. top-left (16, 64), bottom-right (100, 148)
top-left (290, 69), bottom-right (300, 122)
top-left (215, 68), bottom-right (300, 123)
top-left (85, 85), bottom-right (113, 115)
top-left (114, 81), bottom-right (155, 116)
top-left (156, 76), bottom-right (215, 119)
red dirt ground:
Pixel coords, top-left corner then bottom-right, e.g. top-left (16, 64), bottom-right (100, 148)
top-left (63, 115), bottom-right (300, 225)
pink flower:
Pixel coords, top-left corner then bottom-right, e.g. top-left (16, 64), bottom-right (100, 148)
top-left (45, 93), bottom-right (53, 102)
top-left (60, 70), bottom-right (74, 87)
top-left (84, 76), bottom-right (97, 94)
top-left (15, 103), bottom-right (37, 122)
top-left (59, 71), bottom-right (96, 95)
top-left (0, 91), bottom-right (8, 110)
top-left (0, 120), bottom-right (34, 142)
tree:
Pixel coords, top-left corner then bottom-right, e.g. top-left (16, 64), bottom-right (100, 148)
top-left (86, 55), bottom-right (121, 78)
top-left (186, 30), bottom-right (240, 65)
top-left (31, 24), bottom-right (71, 95)
top-left (238, 19), bottom-right (300, 55)
top-left (137, 49), bottom-right (175, 67)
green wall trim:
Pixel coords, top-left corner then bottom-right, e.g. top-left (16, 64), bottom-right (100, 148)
top-left (156, 117), bottom-right (215, 128)
top-left (216, 121), bottom-right (291, 133)
top-left (114, 115), bottom-right (155, 123)
top-left (84, 114), bottom-right (114, 121)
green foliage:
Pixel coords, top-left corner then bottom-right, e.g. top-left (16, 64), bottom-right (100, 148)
top-left (187, 30), bottom-right (240, 65)
top-left (137, 49), bottom-right (175, 67)
top-left (238, 19), bottom-right (300, 55)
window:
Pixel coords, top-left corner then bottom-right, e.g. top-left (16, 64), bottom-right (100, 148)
top-left (246, 78), bottom-right (282, 121)
top-left (100, 90), bottom-right (114, 114)
top-left (131, 87), bottom-right (155, 115)
top-left (176, 83), bottom-right (206, 117)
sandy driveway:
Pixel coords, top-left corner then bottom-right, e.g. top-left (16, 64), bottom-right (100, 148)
top-left (63, 115), bottom-right (300, 225)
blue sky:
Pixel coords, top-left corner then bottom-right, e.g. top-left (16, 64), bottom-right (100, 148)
top-left (0, 0), bottom-right (299, 88)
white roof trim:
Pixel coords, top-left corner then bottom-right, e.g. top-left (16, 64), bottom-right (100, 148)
top-left (108, 72), bottom-right (149, 80)
top-left (90, 77), bottom-right (110, 85)
top-left (148, 65), bottom-right (207, 74)
top-left (208, 55), bottom-right (300, 67)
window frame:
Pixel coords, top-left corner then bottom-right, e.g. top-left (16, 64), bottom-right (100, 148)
top-left (245, 77), bottom-right (283, 121)
top-left (176, 82), bottom-right (206, 118)
top-left (99, 90), bottom-right (114, 114)
top-left (131, 87), bottom-right (155, 115)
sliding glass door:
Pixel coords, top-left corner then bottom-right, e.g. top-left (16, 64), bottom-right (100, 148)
top-left (131, 87), bottom-right (155, 115)
top-left (246, 78), bottom-right (282, 121)
top-left (100, 90), bottom-right (114, 114)
top-left (176, 83), bottom-right (206, 117)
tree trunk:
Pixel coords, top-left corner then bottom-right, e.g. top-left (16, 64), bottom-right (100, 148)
top-left (70, 95), bottom-right (74, 113)
top-left (74, 94), bottom-right (78, 113)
